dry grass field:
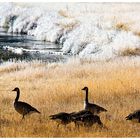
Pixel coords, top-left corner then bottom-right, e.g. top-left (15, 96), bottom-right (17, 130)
top-left (0, 57), bottom-right (140, 137)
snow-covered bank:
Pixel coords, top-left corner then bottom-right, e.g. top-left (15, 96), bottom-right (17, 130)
top-left (0, 3), bottom-right (140, 61)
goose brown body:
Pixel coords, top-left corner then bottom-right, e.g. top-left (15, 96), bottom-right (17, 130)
top-left (49, 112), bottom-right (75, 127)
top-left (71, 110), bottom-right (103, 127)
top-left (12, 87), bottom-right (40, 119)
top-left (73, 113), bottom-right (103, 127)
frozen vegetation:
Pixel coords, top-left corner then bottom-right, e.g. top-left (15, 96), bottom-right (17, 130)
top-left (0, 3), bottom-right (140, 61)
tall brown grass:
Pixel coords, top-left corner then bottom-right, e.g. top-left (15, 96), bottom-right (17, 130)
top-left (0, 57), bottom-right (140, 137)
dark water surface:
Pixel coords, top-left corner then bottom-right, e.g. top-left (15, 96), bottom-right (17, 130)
top-left (0, 28), bottom-right (67, 63)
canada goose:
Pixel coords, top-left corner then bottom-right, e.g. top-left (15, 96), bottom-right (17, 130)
top-left (126, 110), bottom-right (140, 123)
top-left (82, 87), bottom-right (107, 115)
top-left (73, 113), bottom-right (103, 127)
top-left (49, 112), bottom-right (75, 127)
top-left (12, 87), bottom-right (40, 120)
top-left (71, 110), bottom-right (94, 127)
top-left (71, 110), bottom-right (103, 127)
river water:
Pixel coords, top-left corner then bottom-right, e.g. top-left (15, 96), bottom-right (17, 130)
top-left (0, 28), bottom-right (67, 63)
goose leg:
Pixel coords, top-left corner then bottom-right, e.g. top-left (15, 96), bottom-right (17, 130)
top-left (20, 115), bottom-right (25, 122)
top-left (74, 121), bottom-right (80, 129)
top-left (76, 124), bottom-right (80, 129)
top-left (22, 115), bottom-right (25, 120)
top-left (57, 123), bottom-right (60, 128)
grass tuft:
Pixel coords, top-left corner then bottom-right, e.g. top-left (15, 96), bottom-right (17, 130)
top-left (115, 22), bottom-right (130, 31)
top-left (121, 48), bottom-right (140, 56)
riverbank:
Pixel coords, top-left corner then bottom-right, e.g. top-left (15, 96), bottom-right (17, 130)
top-left (0, 57), bottom-right (140, 137)
top-left (0, 3), bottom-right (140, 61)
top-left (0, 30), bottom-right (67, 62)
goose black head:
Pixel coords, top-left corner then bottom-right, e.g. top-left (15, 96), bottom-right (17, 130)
top-left (12, 87), bottom-right (19, 92)
top-left (82, 87), bottom-right (88, 91)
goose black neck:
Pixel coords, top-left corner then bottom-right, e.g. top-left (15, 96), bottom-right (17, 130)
top-left (85, 88), bottom-right (88, 103)
top-left (15, 89), bottom-right (20, 102)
